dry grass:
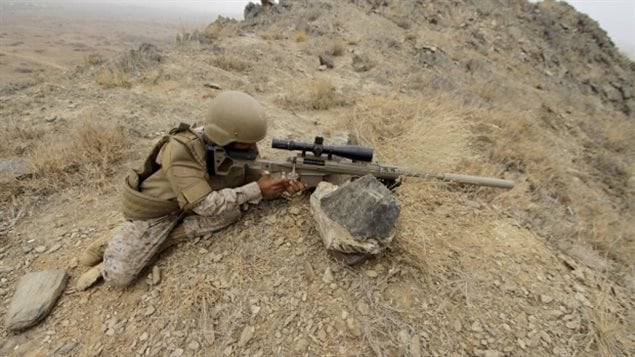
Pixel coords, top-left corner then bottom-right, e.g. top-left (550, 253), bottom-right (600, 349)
top-left (210, 54), bottom-right (250, 72)
top-left (84, 53), bottom-right (105, 66)
top-left (583, 280), bottom-right (635, 356)
top-left (96, 68), bottom-right (131, 88)
top-left (96, 44), bottom-right (161, 88)
top-left (347, 95), bottom-right (471, 170)
top-left (294, 30), bottom-right (306, 43)
top-left (203, 22), bottom-right (224, 40)
top-left (275, 78), bottom-right (350, 111)
top-left (1, 115), bottom-right (130, 203)
top-left (324, 40), bottom-right (344, 56)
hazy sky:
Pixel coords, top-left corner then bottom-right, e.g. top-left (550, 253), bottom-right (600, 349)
top-left (6, 0), bottom-right (634, 58)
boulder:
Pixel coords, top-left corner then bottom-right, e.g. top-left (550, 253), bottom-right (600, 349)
top-left (310, 175), bottom-right (400, 255)
top-left (5, 269), bottom-right (68, 331)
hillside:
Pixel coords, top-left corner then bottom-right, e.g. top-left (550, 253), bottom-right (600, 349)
top-left (1, 0), bottom-right (633, 356)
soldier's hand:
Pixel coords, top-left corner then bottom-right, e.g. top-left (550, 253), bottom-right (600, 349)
top-left (285, 178), bottom-right (308, 195)
top-left (257, 174), bottom-right (291, 199)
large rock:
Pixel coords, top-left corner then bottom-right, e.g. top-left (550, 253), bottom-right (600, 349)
top-left (0, 158), bottom-right (33, 184)
top-left (5, 269), bottom-right (68, 331)
top-left (310, 175), bottom-right (400, 255)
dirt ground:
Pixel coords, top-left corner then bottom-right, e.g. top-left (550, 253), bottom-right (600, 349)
top-left (1, 1), bottom-right (633, 356)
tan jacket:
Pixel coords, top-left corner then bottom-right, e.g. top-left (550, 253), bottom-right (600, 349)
top-left (122, 127), bottom-right (261, 220)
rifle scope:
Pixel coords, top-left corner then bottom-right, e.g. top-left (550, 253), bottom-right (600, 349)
top-left (272, 137), bottom-right (373, 162)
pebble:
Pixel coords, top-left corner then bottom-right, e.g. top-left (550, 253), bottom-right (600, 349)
top-left (237, 325), bottom-right (255, 347)
top-left (471, 321), bottom-right (483, 332)
top-left (322, 267), bottom-right (334, 283)
top-left (366, 270), bottom-right (378, 278)
top-left (565, 320), bottom-right (579, 330)
top-left (295, 338), bottom-right (309, 352)
top-left (346, 317), bottom-right (362, 338)
top-left (35, 245), bottom-right (47, 253)
top-left (140, 332), bottom-right (148, 341)
top-left (171, 348), bottom-right (184, 357)
top-left (540, 295), bottom-right (553, 304)
top-left (398, 329), bottom-right (410, 344)
top-left (518, 338), bottom-right (527, 349)
top-left (47, 243), bottom-right (62, 253)
top-left (188, 341), bottom-right (200, 350)
top-left (151, 266), bottom-right (161, 285)
top-left (144, 306), bottom-right (156, 316)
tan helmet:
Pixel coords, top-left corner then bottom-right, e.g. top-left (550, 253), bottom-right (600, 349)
top-left (204, 91), bottom-right (267, 146)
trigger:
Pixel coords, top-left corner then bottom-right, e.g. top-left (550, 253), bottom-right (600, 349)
top-left (289, 159), bottom-right (299, 180)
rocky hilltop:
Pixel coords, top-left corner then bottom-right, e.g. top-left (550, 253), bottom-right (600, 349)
top-left (1, 0), bottom-right (633, 356)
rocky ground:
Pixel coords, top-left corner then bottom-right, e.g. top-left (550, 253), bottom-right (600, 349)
top-left (1, 0), bottom-right (633, 356)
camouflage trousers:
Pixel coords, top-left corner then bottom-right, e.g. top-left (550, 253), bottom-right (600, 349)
top-left (102, 208), bottom-right (240, 286)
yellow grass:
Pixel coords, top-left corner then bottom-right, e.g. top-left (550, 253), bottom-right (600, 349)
top-left (1, 115), bottom-right (130, 203)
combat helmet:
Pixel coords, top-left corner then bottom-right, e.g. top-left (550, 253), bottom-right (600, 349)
top-left (204, 91), bottom-right (267, 146)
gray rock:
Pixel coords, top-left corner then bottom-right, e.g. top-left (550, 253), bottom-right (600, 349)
top-left (0, 158), bottom-right (33, 183)
top-left (321, 175), bottom-right (400, 240)
top-left (352, 54), bottom-right (374, 72)
top-left (319, 54), bottom-right (334, 69)
top-left (310, 177), bottom-right (398, 255)
top-left (5, 269), bottom-right (68, 331)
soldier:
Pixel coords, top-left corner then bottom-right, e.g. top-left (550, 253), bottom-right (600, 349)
top-left (77, 91), bottom-right (306, 289)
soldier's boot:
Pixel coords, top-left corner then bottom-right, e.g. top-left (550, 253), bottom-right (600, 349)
top-left (75, 225), bottom-right (191, 291)
top-left (79, 234), bottom-right (112, 267)
top-left (76, 263), bottom-right (104, 291)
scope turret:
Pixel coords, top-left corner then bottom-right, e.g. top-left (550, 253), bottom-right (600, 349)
top-left (272, 136), bottom-right (373, 162)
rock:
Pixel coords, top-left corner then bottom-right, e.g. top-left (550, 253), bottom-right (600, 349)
top-left (398, 329), bottom-right (410, 345)
top-left (5, 269), bottom-right (68, 331)
top-left (295, 338), bottom-right (309, 352)
top-left (237, 325), bottom-right (255, 347)
top-left (47, 243), bottom-right (62, 253)
top-left (35, 246), bottom-right (47, 254)
top-left (151, 266), bottom-right (161, 285)
top-left (0, 158), bottom-right (34, 183)
top-left (321, 175), bottom-right (400, 239)
top-left (410, 335), bottom-right (421, 357)
top-left (203, 82), bottom-right (222, 89)
top-left (471, 321), bottom-right (483, 332)
top-left (170, 348), bottom-right (184, 357)
top-left (540, 295), bottom-right (553, 304)
top-left (144, 306), bottom-right (156, 316)
top-left (322, 267), bottom-right (334, 283)
top-left (352, 53), bottom-right (374, 72)
top-left (366, 270), bottom-right (378, 278)
top-left (187, 341), bottom-right (200, 351)
top-left (346, 317), bottom-right (362, 338)
top-left (54, 341), bottom-right (78, 355)
top-left (565, 320), bottom-right (579, 330)
top-left (310, 176), bottom-right (399, 256)
top-left (319, 54), bottom-right (334, 69)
